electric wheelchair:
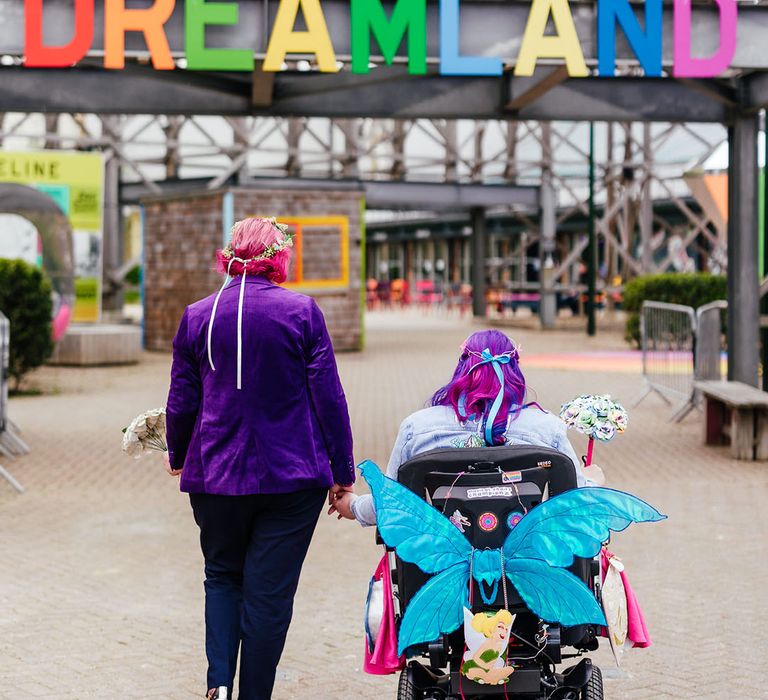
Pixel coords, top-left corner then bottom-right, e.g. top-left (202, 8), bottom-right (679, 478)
top-left (378, 445), bottom-right (605, 700)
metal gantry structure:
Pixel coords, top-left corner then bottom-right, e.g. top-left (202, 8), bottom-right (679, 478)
top-left (0, 110), bottom-right (726, 278)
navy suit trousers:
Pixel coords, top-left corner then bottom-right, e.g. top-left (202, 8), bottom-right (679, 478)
top-left (190, 488), bottom-right (327, 699)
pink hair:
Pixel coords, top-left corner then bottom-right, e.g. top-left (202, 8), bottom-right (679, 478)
top-left (215, 217), bottom-right (292, 283)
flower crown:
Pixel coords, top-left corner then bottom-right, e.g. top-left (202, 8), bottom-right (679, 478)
top-left (459, 339), bottom-right (521, 362)
top-left (221, 217), bottom-right (294, 264)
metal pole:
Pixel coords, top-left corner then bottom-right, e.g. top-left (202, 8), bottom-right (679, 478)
top-left (640, 123), bottom-right (653, 274)
top-left (762, 113), bottom-right (768, 391)
top-left (471, 207), bottom-right (487, 318)
top-left (727, 113), bottom-right (760, 386)
top-left (587, 123), bottom-right (597, 336)
top-left (540, 124), bottom-right (557, 328)
top-left (102, 148), bottom-right (123, 314)
top-left (539, 178), bottom-right (557, 328)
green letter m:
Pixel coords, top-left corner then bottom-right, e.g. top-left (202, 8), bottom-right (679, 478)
top-left (351, 0), bottom-right (427, 74)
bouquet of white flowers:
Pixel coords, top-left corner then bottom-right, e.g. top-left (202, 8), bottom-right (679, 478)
top-left (559, 394), bottom-right (628, 465)
top-left (122, 407), bottom-right (167, 458)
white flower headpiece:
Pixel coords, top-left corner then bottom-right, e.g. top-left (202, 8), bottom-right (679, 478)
top-left (209, 217), bottom-right (294, 392)
top-left (221, 217), bottom-right (294, 265)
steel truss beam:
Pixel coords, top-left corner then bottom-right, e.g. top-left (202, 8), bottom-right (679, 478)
top-left (125, 177), bottom-right (541, 211)
top-left (2, 111), bottom-right (723, 280)
top-left (0, 66), bottom-right (736, 123)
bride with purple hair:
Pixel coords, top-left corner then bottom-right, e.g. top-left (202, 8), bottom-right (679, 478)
top-left (330, 329), bottom-right (604, 526)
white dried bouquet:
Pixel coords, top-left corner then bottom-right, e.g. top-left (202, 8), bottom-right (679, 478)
top-left (559, 394), bottom-right (628, 443)
top-left (559, 394), bottom-right (628, 466)
top-left (122, 407), bottom-right (167, 458)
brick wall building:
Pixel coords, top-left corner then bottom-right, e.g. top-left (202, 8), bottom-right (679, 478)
top-left (141, 184), bottom-right (363, 352)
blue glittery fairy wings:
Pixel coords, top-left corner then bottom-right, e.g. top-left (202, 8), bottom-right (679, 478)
top-left (359, 460), bottom-right (666, 656)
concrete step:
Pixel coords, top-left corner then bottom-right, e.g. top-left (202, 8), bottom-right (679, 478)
top-left (49, 324), bottom-right (142, 366)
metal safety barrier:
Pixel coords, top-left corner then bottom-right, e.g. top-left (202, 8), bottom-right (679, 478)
top-left (0, 312), bottom-right (7, 436)
top-left (0, 312), bottom-right (24, 493)
top-left (635, 299), bottom-right (727, 422)
top-left (695, 300), bottom-right (728, 383)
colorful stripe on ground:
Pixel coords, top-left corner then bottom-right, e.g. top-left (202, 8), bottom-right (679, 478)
top-left (524, 351), bottom-right (644, 373)
top-left (523, 350), bottom-right (729, 375)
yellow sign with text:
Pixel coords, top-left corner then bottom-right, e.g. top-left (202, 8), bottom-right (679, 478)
top-left (0, 150), bottom-right (105, 322)
top-left (0, 151), bottom-right (104, 231)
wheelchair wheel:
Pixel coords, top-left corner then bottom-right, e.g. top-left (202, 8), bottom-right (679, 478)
top-left (582, 665), bottom-right (603, 700)
top-left (397, 668), bottom-right (422, 700)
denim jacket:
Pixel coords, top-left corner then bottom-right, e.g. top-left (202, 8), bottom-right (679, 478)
top-left (350, 404), bottom-right (591, 526)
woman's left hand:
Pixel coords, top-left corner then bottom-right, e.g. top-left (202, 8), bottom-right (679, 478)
top-left (164, 454), bottom-right (182, 477)
top-left (329, 482), bottom-right (354, 505)
top-left (328, 492), bottom-right (357, 520)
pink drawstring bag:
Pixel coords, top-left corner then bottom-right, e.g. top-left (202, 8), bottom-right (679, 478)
top-left (601, 547), bottom-right (652, 648)
top-left (364, 553), bottom-right (405, 675)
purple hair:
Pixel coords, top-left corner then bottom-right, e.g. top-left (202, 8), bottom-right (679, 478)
top-left (431, 329), bottom-right (526, 445)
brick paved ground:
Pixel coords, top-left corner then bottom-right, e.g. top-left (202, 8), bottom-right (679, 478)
top-left (1, 309), bottom-right (766, 699)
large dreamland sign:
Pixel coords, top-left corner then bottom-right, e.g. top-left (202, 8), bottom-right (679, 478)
top-left (22, 0), bottom-right (737, 79)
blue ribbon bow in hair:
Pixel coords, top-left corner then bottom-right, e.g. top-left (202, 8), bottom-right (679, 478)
top-left (459, 348), bottom-right (513, 446)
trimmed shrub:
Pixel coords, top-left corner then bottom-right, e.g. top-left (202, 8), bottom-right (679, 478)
top-left (0, 259), bottom-right (54, 391)
top-left (124, 265), bottom-right (142, 305)
top-left (623, 272), bottom-right (727, 347)
top-left (124, 264), bottom-right (142, 286)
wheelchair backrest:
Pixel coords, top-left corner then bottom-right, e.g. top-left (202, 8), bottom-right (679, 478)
top-left (397, 445), bottom-right (577, 495)
top-left (393, 445), bottom-right (581, 614)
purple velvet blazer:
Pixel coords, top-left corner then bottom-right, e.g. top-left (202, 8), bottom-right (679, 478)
top-left (166, 275), bottom-right (355, 495)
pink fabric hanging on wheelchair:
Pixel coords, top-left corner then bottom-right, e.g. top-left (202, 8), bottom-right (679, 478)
top-left (364, 554), bottom-right (405, 675)
top-left (601, 547), bottom-right (652, 648)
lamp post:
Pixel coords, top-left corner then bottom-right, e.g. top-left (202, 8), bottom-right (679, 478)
top-left (587, 123), bottom-right (597, 337)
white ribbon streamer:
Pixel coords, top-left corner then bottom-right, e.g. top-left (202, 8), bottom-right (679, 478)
top-left (236, 267), bottom-right (247, 390)
top-left (207, 258), bottom-right (235, 372)
top-left (207, 220), bottom-right (291, 388)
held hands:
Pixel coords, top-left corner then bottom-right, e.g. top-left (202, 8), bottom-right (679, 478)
top-left (329, 482), bottom-right (354, 504)
top-left (163, 454), bottom-right (182, 477)
top-left (328, 490), bottom-right (357, 520)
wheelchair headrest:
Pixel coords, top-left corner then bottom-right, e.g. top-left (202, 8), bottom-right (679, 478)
top-left (396, 445), bottom-right (577, 498)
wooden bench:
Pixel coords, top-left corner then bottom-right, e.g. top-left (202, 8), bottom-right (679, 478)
top-left (694, 380), bottom-right (768, 460)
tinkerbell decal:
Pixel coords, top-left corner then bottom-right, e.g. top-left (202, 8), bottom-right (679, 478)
top-left (461, 608), bottom-right (516, 685)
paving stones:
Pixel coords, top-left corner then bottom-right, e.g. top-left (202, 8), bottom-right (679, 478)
top-left (1, 309), bottom-right (766, 699)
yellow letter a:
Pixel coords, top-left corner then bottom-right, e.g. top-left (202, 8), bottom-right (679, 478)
top-left (263, 0), bottom-right (338, 72)
top-left (514, 0), bottom-right (588, 77)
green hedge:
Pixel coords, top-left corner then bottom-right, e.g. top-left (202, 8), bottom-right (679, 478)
top-left (623, 272), bottom-right (727, 347)
top-left (0, 259), bottom-right (54, 390)
top-left (124, 264), bottom-right (142, 286)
